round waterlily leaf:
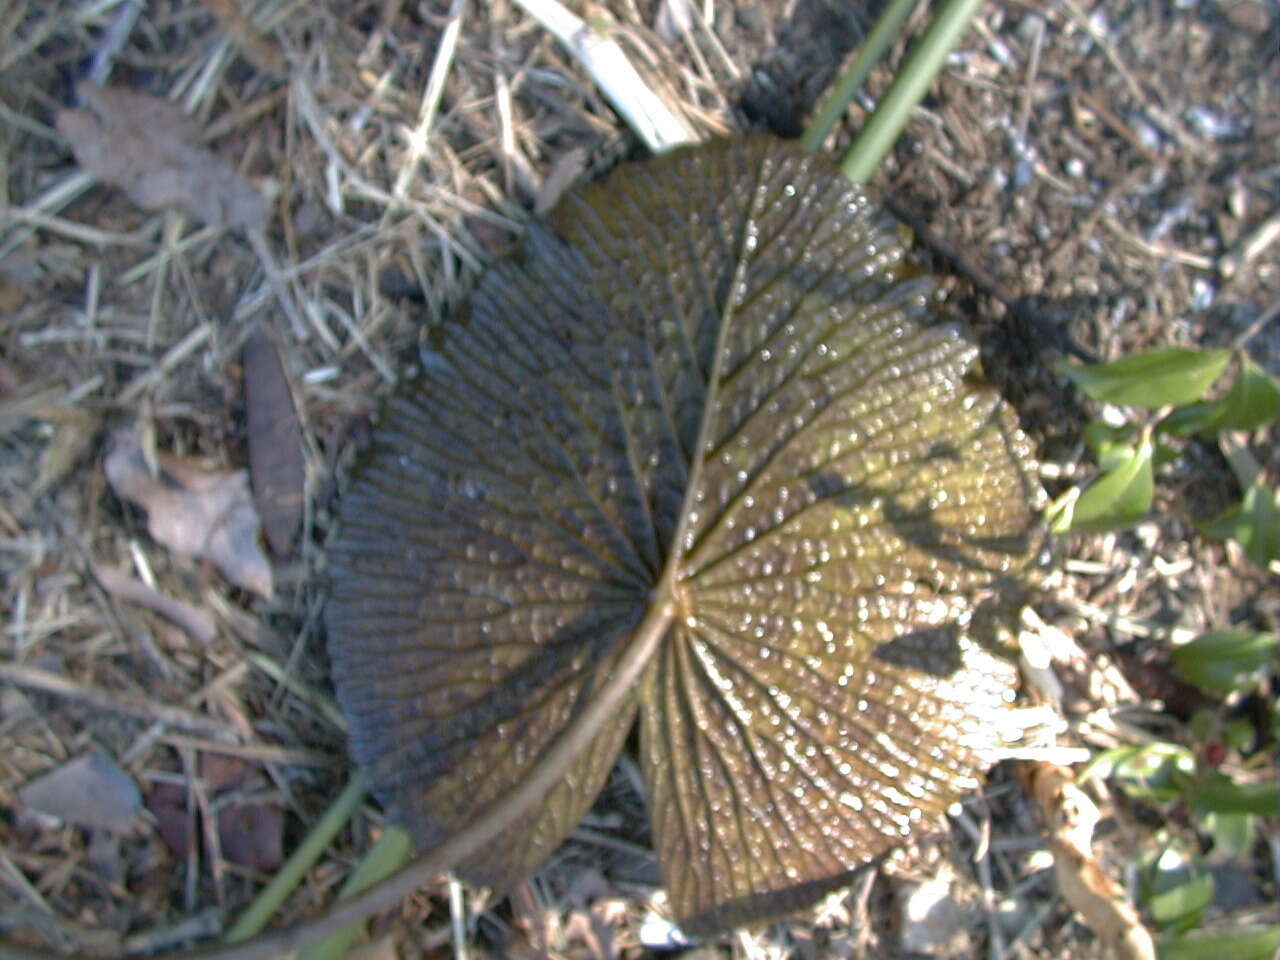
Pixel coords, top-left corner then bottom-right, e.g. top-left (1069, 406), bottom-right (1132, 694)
top-left (325, 134), bottom-right (1044, 934)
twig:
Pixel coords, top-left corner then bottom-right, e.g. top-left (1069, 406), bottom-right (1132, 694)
top-left (1220, 213), bottom-right (1280, 280)
top-left (86, 0), bottom-right (144, 85)
top-left (1014, 12), bottom-right (1043, 146)
top-left (0, 662), bottom-right (239, 740)
top-left (158, 734), bottom-right (340, 769)
top-left (117, 322), bottom-right (213, 404)
top-left (1099, 215), bottom-right (1215, 271)
top-left (1230, 294), bottom-right (1280, 350)
top-left (202, 0), bottom-right (287, 77)
top-left (1026, 764), bottom-right (1156, 960)
top-left (448, 878), bottom-right (469, 960)
top-left (91, 563), bottom-right (218, 645)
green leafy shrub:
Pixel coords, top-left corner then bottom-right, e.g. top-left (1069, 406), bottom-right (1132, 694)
top-left (1054, 345), bottom-right (1279, 949)
top-left (1047, 345), bottom-right (1280, 570)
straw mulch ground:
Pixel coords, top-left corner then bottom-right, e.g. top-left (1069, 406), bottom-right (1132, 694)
top-left (1, 1), bottom-right (1277, 957)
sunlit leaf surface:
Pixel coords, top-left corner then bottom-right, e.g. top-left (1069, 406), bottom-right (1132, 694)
top-left (326, 135), bottom-right (1044, 934)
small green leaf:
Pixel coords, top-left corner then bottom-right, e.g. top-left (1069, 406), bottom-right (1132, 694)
top-left (1149, 875), bottom-right (1214, 931)
top-left (1083, 420), bottom-right (1136, 469)
top-left (1147, 846), bottom-right (1213, 931)
top-left (1159, 356), bottom-right (1280, 437)
top-left (1157, 925), bottom-right (1280, 960)
top-left (1188, 773), bottom-right (1280, 816)
top-left (1187, 710), bottom-right (1217, 743)
top-left (1059, 347), bottom-right (1231, 409)
top-left (1072, 434), bottom-right (1154, 531)
top-left (1202, 481), bottom-right (1280, 567)
top-left (1082, 742), bottom-right (1195, 803)
top-left (1197, 810), bottom-right (1255, 861)
top-left (1222, 718), bottom-right (1255, 753)
top-left (1044, 486), bottom-right (1079, 534)
top-left (1159, 402), bottom-right (1221, 438)
top-left (1172, 629), bottom-right (1278, 695)
top-left (1214, 356), bottom-right (1280, 431)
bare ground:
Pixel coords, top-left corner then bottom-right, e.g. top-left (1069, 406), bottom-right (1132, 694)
top-left (1, 0), bottom-right (1278, 958)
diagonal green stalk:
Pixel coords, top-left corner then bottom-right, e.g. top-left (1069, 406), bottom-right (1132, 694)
top-left (297, 827), bottom-right (415, 960)
top-left (801, 0), bottom-right (923, 152)
top-left (840, 0), bottom-right (986, 183)
top-left (222, 774), bottom-right (369, 944)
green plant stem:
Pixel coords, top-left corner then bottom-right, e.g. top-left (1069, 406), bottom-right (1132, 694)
top-left (298, 827), bottom-right (415, 960)
top-left (801, 0), bottom-right (922, 152)
top-left (223, 774), bottom-right (369, 944)
top-left (840, 0), bottom-right (985, 183)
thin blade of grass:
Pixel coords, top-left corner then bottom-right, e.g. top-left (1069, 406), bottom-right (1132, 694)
top-left (295, 826), bottom-right (414, 960)
top-left (223, 775), bottom-right (369, 944)
top-left (801, 0), bottom-right (923, 152)
top-left (840, 0), bottom-right (985, 183)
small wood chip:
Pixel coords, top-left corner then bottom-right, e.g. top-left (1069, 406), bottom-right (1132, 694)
top-left (242, 330), bottom-right (305, 557)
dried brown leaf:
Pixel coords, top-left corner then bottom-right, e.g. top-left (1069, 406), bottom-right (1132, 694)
top-left (104, 429), bottom-right (273, 597)
top-left (147, 783), bottom-right (193, 860)
top-left (29, 406), bottom-right (100, 502)
top-left (147, 771), bottom-right (282, 871)
top-left (216, 802), bottom-right (283, 870)
top-left (202, 0), bottom-right (287, 76)
top-left (56, 82), bottom-right (266, 231)
top-left (1029, 763), bottom-right (1156, 960)
top-left (242, 330), bottom-right (305, 556)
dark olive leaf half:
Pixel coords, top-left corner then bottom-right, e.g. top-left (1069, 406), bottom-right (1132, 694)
top-left (325, 134), bottom-right (1045, 936)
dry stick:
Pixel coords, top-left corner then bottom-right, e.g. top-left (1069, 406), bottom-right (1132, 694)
top-left (0, 663), bottom-right (237, 741)
top-left (0, 598), bottom-right (676, 960)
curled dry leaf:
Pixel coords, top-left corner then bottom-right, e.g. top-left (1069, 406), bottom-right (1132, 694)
top-left (105, 430), bottom-right (273, 597)
top-left (242, 330), bottom-right (305, 556)
top-left (1028, 763), bottom-right (1156, 960)
top-left (56, 82), bottom-right (265, 231)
